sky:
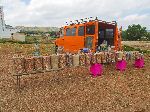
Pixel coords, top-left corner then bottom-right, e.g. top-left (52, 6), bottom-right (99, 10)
top-left (1, 0), bottom-right (150, 29)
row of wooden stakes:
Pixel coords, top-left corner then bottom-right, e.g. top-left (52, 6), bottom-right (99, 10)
top-left (12, 51), bottom-right (142, 76)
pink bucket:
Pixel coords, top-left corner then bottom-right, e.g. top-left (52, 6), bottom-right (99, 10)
top-left (134, 58), bottom-right (144, 68)
top-left (90, 63), bottom-right (103, 77)
top-left (116, 60), bottom-right (127, 71)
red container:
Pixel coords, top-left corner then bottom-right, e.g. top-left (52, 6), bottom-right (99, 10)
top-left (90, 63), bottom-right (103, 77)
top-left (116, 60), bottom-right (127, 71)
top-left (134, 58), bottom-right (144, 68)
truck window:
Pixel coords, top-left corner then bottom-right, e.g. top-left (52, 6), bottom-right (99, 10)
top-left (85, 36), bottom-right (93, 48)
top-left (72, 27), bottom-right (76, 36)
top-left (99, 29), bottom-right (105, 38)
top-left (66, 28), bottom-right (71, 36)
top-left (86, 25), bottom-right (95, 35)
top-left (78, 26), bottom-right (84, 36)
top-left (106, 29), bottom-right (114, 38)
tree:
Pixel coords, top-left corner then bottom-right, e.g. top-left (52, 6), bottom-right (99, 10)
top-left (48, 31), bottom-right (59, 38)
top-left (122, 30), bottom-right (127, 41)
top-left (146, 32), bottom-right (150, 41)
top-left (126, 24), bottom-right (147, 41)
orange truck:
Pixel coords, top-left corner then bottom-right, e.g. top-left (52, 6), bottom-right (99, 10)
top-left (55, 18), bottom-right (122, 53)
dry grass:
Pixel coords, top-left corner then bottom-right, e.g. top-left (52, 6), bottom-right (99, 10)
top-left (0, 43), bottom-right (150, 112)
top-left (122, 41), bottom-right (150, 51)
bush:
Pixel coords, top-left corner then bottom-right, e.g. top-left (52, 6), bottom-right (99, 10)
top-left (123, 45), bottom-right (150, 54)
top-left (123, 45), bottom-right (135, 51)
top-left (0, 39), bottom-right (33, 44)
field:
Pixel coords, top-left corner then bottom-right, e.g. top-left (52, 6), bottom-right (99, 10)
top-left (0, 42), bottom-right (150, 112)
top-left (122, 41), bottom-right (150, 51)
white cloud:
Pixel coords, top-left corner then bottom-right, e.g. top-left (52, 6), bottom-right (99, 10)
top-left (2, 0), bottom-right (150, 29)
top-left (118, 14), bottom-right (150, 29)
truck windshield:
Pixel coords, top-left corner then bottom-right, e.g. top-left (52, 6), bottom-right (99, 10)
top-left (66, 28), bottom-right (76, 36)
top-left (66, 28), bottom-right (71, 36)
top-left (86, 25), bottom-right (95, 35)
top-left (72, 27), bottom-right (76, 36)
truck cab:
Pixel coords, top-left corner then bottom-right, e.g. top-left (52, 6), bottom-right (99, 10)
top-left (55, 19), bottom-right (122, 53)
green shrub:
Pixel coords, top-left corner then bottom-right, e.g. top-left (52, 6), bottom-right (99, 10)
top-left (0, 39), bottom-right (33, 44)
top-left (123, 45), bottom-right (149, 54)
top-left (123, 45), bottom-right (135, 51)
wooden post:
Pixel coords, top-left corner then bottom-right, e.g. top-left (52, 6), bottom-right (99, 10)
top-left (16, 75), bottom-right (21, 89)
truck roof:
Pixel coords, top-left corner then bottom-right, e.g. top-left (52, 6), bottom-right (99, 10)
top-left (63, 20), bottom-right (117, 29)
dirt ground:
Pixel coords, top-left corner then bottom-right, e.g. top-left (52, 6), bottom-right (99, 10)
top-left (0, 42), bottom-right (150, 112)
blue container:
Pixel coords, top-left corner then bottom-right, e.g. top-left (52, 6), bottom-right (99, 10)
top-left (82, 48), bottom-right (89, 53)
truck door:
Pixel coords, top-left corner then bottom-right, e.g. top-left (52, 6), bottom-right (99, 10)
top-left (85, 22), bottom-right (97, 52)
top-left (76, 25), bottom-right (85, 51)
top-left (85, 36), bottom-right (93, 48)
